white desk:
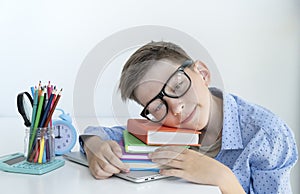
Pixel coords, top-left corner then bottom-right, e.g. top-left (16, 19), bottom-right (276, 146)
top-left (0, 118), bottom-right (221, 194)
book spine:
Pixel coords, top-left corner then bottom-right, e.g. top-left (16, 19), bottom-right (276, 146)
top-left (127, 119), bottom-right (201, 146)
top-left (130, 168), bottom-right (159, 172)
top-left (127, 121), bottom-right (149, 144)
top-left (121, 159), bottom-right (160, 171)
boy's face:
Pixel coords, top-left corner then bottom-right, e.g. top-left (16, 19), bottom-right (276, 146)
top-left (134, 59), bottom-right (211, 131)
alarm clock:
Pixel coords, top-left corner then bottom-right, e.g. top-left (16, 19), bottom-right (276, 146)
top-left (52, 109), bottom-right (77, 155)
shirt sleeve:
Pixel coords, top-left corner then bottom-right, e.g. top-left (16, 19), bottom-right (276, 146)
top-left (79, 125), bottom-right (126, 154)
top-left (249, 123), bottom-right (298, 194)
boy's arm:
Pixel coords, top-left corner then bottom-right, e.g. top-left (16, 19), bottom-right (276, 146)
top-left (80, 126), bottom-right (130, 179)
top-left (79, 126), bottom-right (125, 154)
top-left (249, 125), bottom-right (298, 193)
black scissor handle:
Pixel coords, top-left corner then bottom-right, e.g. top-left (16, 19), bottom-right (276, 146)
top-left (17, 92), bottom-right (33, 127)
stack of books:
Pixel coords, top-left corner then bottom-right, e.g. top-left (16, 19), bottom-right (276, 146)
top-left (119, 134), bottom-right (160, 171)
top-left (120, 119), bottom-right (201, 171)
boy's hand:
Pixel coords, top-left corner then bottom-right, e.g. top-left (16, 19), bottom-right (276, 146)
top-left (149, 146), bottom-right (245, 194)
top-left (84, 136), bottom-right (130, 179)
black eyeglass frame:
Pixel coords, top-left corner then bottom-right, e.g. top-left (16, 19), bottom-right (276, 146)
top-left (140, 60), bottom-right (194, 122)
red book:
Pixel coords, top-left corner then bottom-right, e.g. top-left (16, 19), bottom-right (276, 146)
top-left (127, 119), bottom-right (201, 146)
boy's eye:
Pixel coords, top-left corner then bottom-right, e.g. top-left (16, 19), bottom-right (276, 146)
top-left (154, 102), bottom-right (164, 112)
top-left (172, 81), bottom-right (184, 93)
top-left (147, 99), bottom-right (166, 115)
top-left (174, 81), bottom-right (183, 90)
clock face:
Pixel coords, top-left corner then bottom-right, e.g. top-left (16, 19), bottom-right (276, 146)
top-left (53, 122), bottom-right (77, 155)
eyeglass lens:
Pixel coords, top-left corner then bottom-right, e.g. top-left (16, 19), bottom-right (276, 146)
top-left (145, 98), bottom-right (167, 122)
top-left (164, 71), bottom-right (190, 97)
top-left (145, 70), bottom-right (190, 122)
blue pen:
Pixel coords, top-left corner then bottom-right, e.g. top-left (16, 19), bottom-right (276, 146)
top-left (39, 90), bottom-right (48, 127)
top-left (45, 138), bottom-right (50, 162)
top-left (30, 86), bottom-right (35, 98)
top-left (39, 93), bottom-right (54, 128)
top-left (42, 149), bottom-right (46, 163)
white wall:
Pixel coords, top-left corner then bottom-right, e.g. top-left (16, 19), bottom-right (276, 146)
top-left (0, 0), bottom-right (299, 192)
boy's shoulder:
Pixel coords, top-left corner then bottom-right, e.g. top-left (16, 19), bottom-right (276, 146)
top-left (226, 92), bottom-right (290, 137)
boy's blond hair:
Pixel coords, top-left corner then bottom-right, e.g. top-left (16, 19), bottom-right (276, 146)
top-left (119, 41), bottom-right (192, 103)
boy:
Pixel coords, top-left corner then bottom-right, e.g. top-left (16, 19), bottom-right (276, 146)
top-left (80, 41), bottom-right (298, 194)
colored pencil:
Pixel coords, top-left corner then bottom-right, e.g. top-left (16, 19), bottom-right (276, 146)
top-left (38, 136), bottom-right (45, 163)
top-left (28, 88), bottom-right (38, 152)
top-left (39, 92), bottom-right (55, 128)
top-left (43, 89), bottom-right (62, 127)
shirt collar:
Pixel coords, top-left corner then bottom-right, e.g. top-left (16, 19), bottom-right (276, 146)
top-left (216, 89), bottom-right (244, 150)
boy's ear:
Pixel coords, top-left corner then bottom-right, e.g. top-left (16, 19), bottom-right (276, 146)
top-left (192, 60), bottom-right (211, 85)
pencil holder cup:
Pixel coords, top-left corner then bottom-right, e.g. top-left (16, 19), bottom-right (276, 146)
top-left (25, 127), bottom-right (55, 164)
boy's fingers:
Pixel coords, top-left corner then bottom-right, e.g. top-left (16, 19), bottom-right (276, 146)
top-left (104, 143), bottom-right (130, 172)
top-left (152, 158), bottom-right (183, 168)
top-left (108, 141), bottom-right (123, 157)
top-left (149, 150), bottom-right (184, 161)
top-left (97, 159), bottom-right (122, 174)
top-left (159, 168), bottom-right (185, 178)
top-left (89, 158), bottom-right (113, 179)
top-left (155, 146), bottom-right (188, 153)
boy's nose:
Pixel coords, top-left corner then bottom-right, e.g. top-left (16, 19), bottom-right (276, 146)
top-left (165, 98), bottom-right (185, 116)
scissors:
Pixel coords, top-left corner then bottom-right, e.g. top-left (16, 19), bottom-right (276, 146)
top-left (17, 92), bottom-right (33, 127)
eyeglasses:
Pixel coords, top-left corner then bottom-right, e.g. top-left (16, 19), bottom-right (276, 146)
top-left (140, 60), bottom-right (193, 122)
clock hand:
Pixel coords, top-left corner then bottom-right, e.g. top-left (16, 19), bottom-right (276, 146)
top-left (55, 128), bottom-right (62, 139)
